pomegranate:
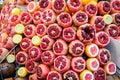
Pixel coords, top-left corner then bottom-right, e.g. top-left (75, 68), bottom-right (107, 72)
top-left (32, 11), bottom-right (42, 25)
top-left (28, 46), bottom-right (42, 62)
top-left (41, 9), bottom-right (56, 25)
top-left (16, 51), bottom-right (28, 65)
top-left (105, 24), bottom-right (119, 39)
top-left (36, 64), bottom-right (50, 79)
top-left (110, 0), bottom-right (120, 13)
top-left (98, 1), bottom-right (111, 15)
top-left (63, 70), bottom-right (79, 80)
top-left (40, 35), bottom-right (54, 50)
top-left (57, 12), bottom-right (72, 28)
top-left (20, 12), bottom-right (32, 25)
top-left (25, 59), bottom-right (38, 73)
top-left (84, 4), bottom-right (98, 17)
top-left (67, 0), bottom-right (82, 12)
top-left (97, 48), bottom-right (111, 66)
top-left (90, 16), bottom-right (105, 31)
top-left (54, 56), bottom-right (70, 73)
top-left (20, 38), bottom-right (32, 51)
top-left (41, 50), bottom-right (55, 65)
top-left (39, 0), bottom-right (52, 11)
top-left (77, 24), bottom-right (95, 43)
top-left (94, 31), bottom-right (110, 47)
top-left (112, 13), bottom-right (120, 26)
top-left (47, 71), bottom-right (62, 80)
top-left (35, 24), bottom-right (47, 37)
top-left (47, 23), bottom-right (62, 39)
top-left (69, 40), bottom-right (85, 56)
top-left (8, 15), bottom-right (20, 26)
top-left (72, 11), bottom-right (88, 26)
top-left (62, 27), bottom-right (76, 42)
top-left (71, 57), bottom-right (86, 73)
top-left (53, 39), bottom-right (68, 56)
top-left (52, 0), bottom-right (66, 14)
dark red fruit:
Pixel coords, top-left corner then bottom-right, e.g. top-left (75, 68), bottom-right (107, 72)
top-left (32, 11), bottom-right (42, 24)
top-left (110, 0), bottom-right (120, 13)
top-left (112, 13), bottom-right (120, 26)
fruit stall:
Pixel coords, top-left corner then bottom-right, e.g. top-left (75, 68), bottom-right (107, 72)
top-left (0, 0), bottom-right (120, 80)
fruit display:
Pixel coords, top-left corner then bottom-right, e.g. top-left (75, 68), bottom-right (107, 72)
top-left (0, 0), bottom-right (119, 80)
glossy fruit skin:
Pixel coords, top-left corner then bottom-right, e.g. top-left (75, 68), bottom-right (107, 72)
top-left (112, 13), bottom-right (120, 26)
top-left (110, 0), bottom-right (120, 13)
top-left (47, 71), bottom-right (62, 80)
top-left (71, 57), bottom-right (86, 73)
top-left (36, 64), bottom-right (50, 79)
top-left (29, 73), bottom-right (37, 80)
top-left (54, 56), bottom-right (70, 73)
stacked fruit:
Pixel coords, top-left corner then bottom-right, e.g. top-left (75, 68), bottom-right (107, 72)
top-left (0, 0), bottom-right (119, 80)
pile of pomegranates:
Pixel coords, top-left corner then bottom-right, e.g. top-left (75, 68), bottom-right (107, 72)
top-left (0, 0), bottom-right (119, 80)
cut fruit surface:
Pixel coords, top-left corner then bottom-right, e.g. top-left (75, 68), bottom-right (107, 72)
top-left (15, 24), bottom-right (25, 34)
top-left (17, 67), bottom-right (27, 78)
top-left (103, 14), bottom-right (113, 25)
top-left (27, 1), bottom-right (38, 13)
top-left (32, 35), bottom-right (41, 46)
top-left (6, 54), bottom-right (15, 63)
top-left (12, 34), bottom-right (22, 44)
top-left (11, 8), bottom-right (21, 15)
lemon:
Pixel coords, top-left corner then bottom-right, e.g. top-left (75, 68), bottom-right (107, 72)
top-left (17, 67), bottom-right (27, 78)
top-left (103, 14), bottom-right (113, 25)
top-left (89, 0), bottom-right (98, 6)
top-left (15, 24), bottom-right (25, 34)
top-left (12, 34), bottom-right (22, 44)
top-left (6, 54), bottom-right (15, 63)
top-left (32, 36), bottom-right (41, 46)
top-left (82, 0), bottom-right (91, 5)
top-left (11, 8), bottom-right (21, 15)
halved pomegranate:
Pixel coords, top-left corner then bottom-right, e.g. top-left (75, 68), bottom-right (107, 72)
top-left (97, 48), bottom-right (111, 66)
top-left (47, 71), bottom-right (62, 80)
top-left (72, 11), bottom-right (88, 26)
top-left (112, 13), bottom-right (120, 26)
top-left (39, 0), bottom-right (52, 11)
top-left (80, 70), bottom-right (94, 80)
top-left (27, 1), bottom-right (38, 13)
top-left (53, 39), bottom-right (68, 56)
top-left (84, 4), bottom-right (98, 17)
top-left (24, 24), bottom-right (35, 38)
top-left (62, 27), bottom-right (76, 42)
top-left (41, 50), bottom-right (55, 65)
top-left (110, 0), bottom-right (120, 13)
top-left (63, 70), bottom-right (79, 80)
top-left (36, 64), bottom-right (50, 79)
top-left (41, 9), bottom-right (55, 25)
top-left (20, 38), bottom-right (32, 51)
top-left (97, 1), bottom-right (111, 15)
top-left (16, 51), bottom-right (28, 65)
top-left (20, 12), bottom-right (32, 25)
top-left (77, 24), bottom-right (95, 43)
top-left (32, 11), bottom-right (42, 25)
top-left (104, 61), bottom-right (116, 75)
top-left (94, 31), bottom-right (110, 47)
top-left (105, 24), bottom-right (119, 39)
top-left (71, 57), bottom-right (86, 73)
top-left (28, 46), bottom-right (42, 62)
top-left (35, 24), bottom-right (47, 37)
top-left (25, 59), bottom-right (38, 73)
top-left (54, 56), bottom-right (70, 73)
top-left (86, 58), bottom-right (100, 72)
top-left (52, 0), bottom-right (66, 14)
top-left (57, 12), bottom-right (72, 28)
top-left (85, 43), bottom-right (99, 58)
top-left (40, 35), bottom-right (54, 50)
top-left (90, 16), bottom-right (105, 31)
top-left (47, 23), bottom-right (62, 39)
top-left (67, 0), bottom-right (82, 12)
top-left (69, 40), bottom-right (85, 56)
top-left (94, 67), bottom-right (106, 80)
top-left (8, 15), bottom-right (20, 26)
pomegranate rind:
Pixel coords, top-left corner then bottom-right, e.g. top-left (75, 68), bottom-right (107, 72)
top-left (86, 58), bottom-right (100, 71)
top-left (85, 43), bottom-right (99, 58)
top-left (53, 39), bottom-right (68, 56)
top-left (110, 0), bottom-right (120, 13)
top-left (104, 61), bottom-right (116, 75)
top-left (80, 70), bottom-right (94, 80)
top-left (63, 70), bottom-right (80, 80)
top-left (71, 57), bottom-right (86, 73)
top-left (112, 13), bottom-right (120, 26)
top-left (47, 71), bottom-right (62, 80)
top-left (54, 56), bottom-right (70, 73)
top-left (69, 40), bottom-right (85, 56)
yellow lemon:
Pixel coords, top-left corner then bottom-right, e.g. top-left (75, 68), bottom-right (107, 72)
top-left (17, 67), bottom-right (27, 78)
top-left (89, 0), bottom-right (98, 6)
top-left (15, 24), bottom-right (25, 34)
top-left (12, 34), bottom-right (22, 44)
top-left (103, 14), bottom-right (113, 25)
top-left (82, 0), bottom-right (91, 5)
top-left (32, 36), bottom-right (41, 46)
top-left (6, 54), bottom-right (15, 63)
top-left (11, 8), bottom-right (21, 15)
